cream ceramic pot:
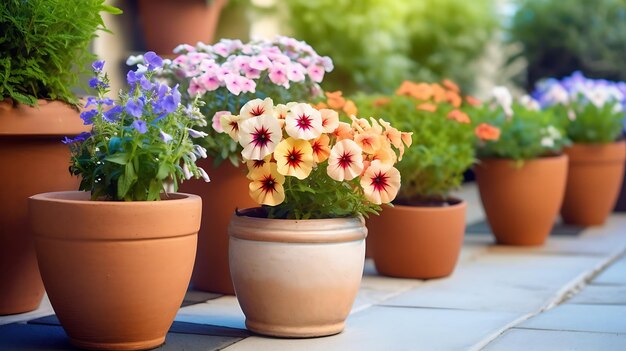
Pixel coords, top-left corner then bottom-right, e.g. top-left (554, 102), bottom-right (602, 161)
top-left (229, 209), bottom-right (366, 338)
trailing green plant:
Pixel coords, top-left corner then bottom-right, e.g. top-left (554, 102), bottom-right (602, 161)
top-left (284, 0), bottom-right (497, 94)
top-left (471, 87), bottom-right (569, 161)
top-left (352, 80), bottom-right (497, 203)
top-left (66, 55), bottom-right (209, 201)
top-left (509, 0), bottom-right (626, 89)
top-left (532, 71), bottom-right (625, 144)
top-left (0, 0), bottom-right (121, 106)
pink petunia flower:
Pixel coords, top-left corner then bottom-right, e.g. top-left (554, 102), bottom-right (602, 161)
top-left (269, 63), bottom-right (289, 87)
top-left (249, 54), bottom-right (272, 71)
top-left (212, 111), bottom-right (231, 133)
top-left (307, 65), bottom-right (325, 83)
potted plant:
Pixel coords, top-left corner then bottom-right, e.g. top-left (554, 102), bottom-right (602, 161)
top-left (217, 98), bottom-right (410, 337)
top-left (28, 56), bottom-right (209, 350)
top-left (137, 0), bottom-right (228, 55)
top-left (132, 36), bottom-right (335, 294)
top-left (0, 0), bottom-right (120, 315)
top-left (352, 80), bottom-right (499, 279)
top-left (471, 87), bottom-right (570, 245)
top-left (532, 72), bottom-right (626, 225)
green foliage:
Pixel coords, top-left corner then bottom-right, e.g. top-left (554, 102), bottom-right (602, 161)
top-left (68, 63), bottom-right (208, 201)
top-left (354, 93), bottom-right (476, 202)
top-left (510, 0), bottom-right (626, 88)
top-left (0, 0), bottom-right (120, 106)
top-left (472, 103), bottom-right (569, 161)
top-left (561, 103), bottom-right (624, 143)
top-left (285, 0), bottom-right (497, 94)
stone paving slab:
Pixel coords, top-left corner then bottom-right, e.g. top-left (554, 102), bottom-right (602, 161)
top-left (592, 255), bottom-right (626, 285)
top-left (518, 304), bottom-right (626, 334)
top-left (222, 306), bottom-right (521, 351)
top-left (482, 328), bottom-right (626, 351)
top-left (567, 285), bottom-right (626, 305)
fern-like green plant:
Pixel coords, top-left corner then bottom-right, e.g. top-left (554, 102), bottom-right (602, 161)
top-left (0, 0), bottom-right (121, 106)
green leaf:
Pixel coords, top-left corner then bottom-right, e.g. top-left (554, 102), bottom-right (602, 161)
top-left (105, 153), bottom-right (129, 165)
top-left (117, 162), bottom-right (137, 199)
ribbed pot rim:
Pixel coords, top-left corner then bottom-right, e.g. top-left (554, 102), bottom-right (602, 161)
top-left (388, 198), bottom-right (467, 213)
top-left (228, 208), bottom-right (367, 243)
top-left (29, 190), bottom-right (198, 205)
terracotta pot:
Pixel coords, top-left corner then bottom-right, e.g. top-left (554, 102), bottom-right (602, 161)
top-left (179, 158), bottom-right (255, 294)
top-left (28, 191), bottom-right (200, 350)
top-left (367, 200), bottom-right (466, 279)
top-left (229, 209), bottom-right (366, 338)
top-left (561, 141), bottom-right (626, 225)
top-left (0, 100), bottom-right (86, 315)
top-left (138, 0), bottom-right (228, 55)
top-left (475, 155), bottom-right (568, 246)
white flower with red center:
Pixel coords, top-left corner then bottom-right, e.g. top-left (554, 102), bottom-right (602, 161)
top-left (327, 139), bottom-right (364, 181)
top-left (360, 160), bottom-right (401, 205)
top-left (238, 114), bottom-right (282, 160)
top-left (248, 162), bottom-right (286, 206)
top-left (310, 134), bottom-right (331, 163)
top-left (220, 114), bottom-right (242, 141)
top-left (274, 137), bottom-right (314, 179)
top-left (246, 155), bottom-right (272, 179)
top-left (273, 104), bottom-right (290, 119)
top-left (240, 98), bottom-right (274, 119)
top-left (285, 103), bottom-right (323, 140)
top-left (319, 109), bottom-right (339, 133)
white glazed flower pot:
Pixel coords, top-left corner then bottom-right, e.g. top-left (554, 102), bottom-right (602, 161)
top-left (228, 208), bottom-right (366, 338)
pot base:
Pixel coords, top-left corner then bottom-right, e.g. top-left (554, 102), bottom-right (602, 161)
top-left (246, 320), bottom-right (344, 338)
top-left (70, 336), bottom-right (165, 351)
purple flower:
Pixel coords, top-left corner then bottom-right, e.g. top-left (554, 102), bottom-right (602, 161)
top-left (62, 132), bottom-right (91, 144)
top-left (126, 70), bottom-right (143, 86)
top-left (159, 130), bottom-right (173, 142)
top-left (84, 96), bottom-right (98, 108)
top-left (131, 120), bottom-right (148, 134)
top-left (92, 60), bottom-right (105, 72)
top-left (103, 105), bottom-right (123, 122)
top-left (125, 99), bottom-right (144, 118)
top-left (143, 51), bottom-right (163, 70)
top-left (161, 95), bottom-right (178, 114)
top-left (88, 77), bottom-right (108, 89)
top-left (80, 109), bottom-right (98, 125)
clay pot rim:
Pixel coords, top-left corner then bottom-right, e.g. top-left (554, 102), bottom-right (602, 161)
top-left (0, 99), bottom-right (86, 136)
top-left (564, 140), bottom-right (626, 163)
top-left (229, 208), bottom-right (366, 243)
top-left (389, 198), bottom-right (467, 213)
top-left (477, 153), bottom-right (568, 166)
top-left (30, 190), bottom-right (200, 205)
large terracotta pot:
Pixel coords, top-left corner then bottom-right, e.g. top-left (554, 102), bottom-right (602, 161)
top-left (0, 100), bottom-right (85, 315)
top-left (28, 191), bottom-right (201, 350)
top-left (367, 200), bottom-right (466, 279)
top-left (179, 158), bottom-right (255, 294)
top-left (561, 141), bottom-right (626, 225)
top-left (475, 155), bottom-right (568, 246)
top-left (138, 0), bottom-right (228, 54)
top-left (229, 209), bottom-right (366, 338)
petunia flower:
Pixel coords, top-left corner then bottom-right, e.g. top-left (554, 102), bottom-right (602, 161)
top-left (238, 114), bottom-right (282, 160)
top-left (475, 123), bottom-right (501, 141)
top-left (319, 109), bottom-right (339, 133)
top-left (370, 143), bottom-right (397, 166)
top-left (325, 91), bottom-right (346, 110)
top-left (269, 63), bottom-right (289, 87)
top-left (307, 64), bottom-right (325, 83)
top-left (273, 104), bottom-right (290, 119)
top-left (327, 139), bottom-right (364, 181)
top-left (343, 100), bottom-right (358, 116)
top-left (285, 103), bottom-right (323, 140)
top-left (354, 132), bottom-right (382, 155)
top-left (221, 114), bottom-right (242, 141)
top-left (447, 109), bottom-right (471, 123)
top-left (310, 134), bottom-right (331, 163)
top-left (246, 155), bottom-right (272, 179)
top-left (359, 160), bottom-right (401, 205)
top-left (274, 137), bottom-right (315, 179)
top-left (332, 122), bottom-right (354, 141)
top-left (211, 111), bottom-right (230, 133)
top-left (248, 163), bottom-right (286, 206)
top-left (240, 98), bottom-right (274, 119)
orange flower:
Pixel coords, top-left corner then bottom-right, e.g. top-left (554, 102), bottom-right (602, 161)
top-left (373, 97), bottom-right (391, 107)
top-left (431, 84), bottom-right (447, 103)
top-left (274, 137), bottom-right (314, 179)
top-left (447, 109), bottom-right (471, 124)
top-left (311, 101), bottom-right (328, 110)
top-left (354, 132), bottom-right (382, 155)
top-left (442, 79), bottom-right (460, 93)
top-left (396, 81), bottom-right (432, 101)
top-left (359, 160), bottom-right (401, 205)
top-left (248, 162), bottom-right (285, 206)
top-left (475, 123), bottom-right (501, 141)
top-left (310, 134), bottom-right (331, 163)
top-left (396, 80), bottom-right (418, 97)
top-left (325, 91), bottom-right (346, 110)
top-left (416, 103), bottom-right (437, 112)
top-left (246, 155), bottom-right (271, 179)
top-left (465, 95), bottom-right (481, 106)
top-left (343, 100), bottom-right (358, 116)
top-left (446, 90), bottom-right (462, 108)
top-left (332, 121), bottom-right (354, 141)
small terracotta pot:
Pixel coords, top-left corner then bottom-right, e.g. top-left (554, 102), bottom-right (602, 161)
top-left (0, 100), bottom-right (86, 315)
top-left (229, 209), bottom-right (366, 338)
top-left (367, 200), bottom-right (466, 279)
top-left (29, 191), bottom-right (201, 351)
top-left (475, 155), bottom-right (568, 246)
top-left (179, 158), bottom-right (255, 294)
top-left (561, 141), bottom-right (626, 225)
top-left (138, 0), bottom-right (227, 54)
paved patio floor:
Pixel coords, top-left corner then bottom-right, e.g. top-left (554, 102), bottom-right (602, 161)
top-left (2, 184), bottom-right (625, 350)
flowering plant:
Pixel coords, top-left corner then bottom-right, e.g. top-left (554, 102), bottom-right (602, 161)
top-left (139, 36), bottom-right (334, 166)
top-left (532, 71), bottom-right (625, 143)
top-left (218, 98), bottom-right (411, 219)
top-left (471, 86), bottom-right (569, 161)
top-left (65, 53), bottom-right (210, 201)
top-left (353, 80), bottom-right (499, 203)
